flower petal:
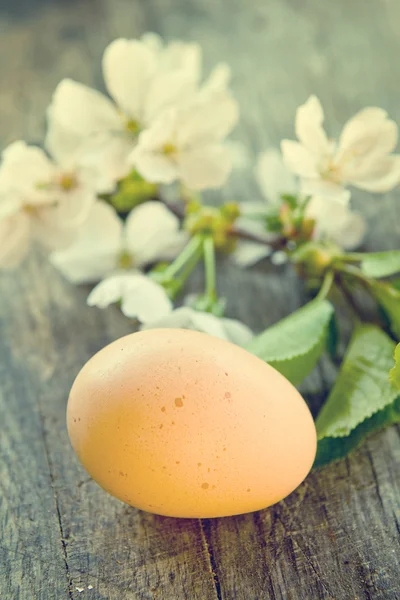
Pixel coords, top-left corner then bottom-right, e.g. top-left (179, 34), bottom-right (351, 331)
top-left (32, 208), bottom-right (80, 251)
top-left (87, 273), bottom-right (128, 308)
top-left (0, 211), bottom-right (31, 269)
top-left (142, 306), bottom-right (253, 346)
top-left (177, 95), bottom-right (239, 146)
top-left (124, 201), bottom-right (186, 266)
top-left (141, 32), bottom-right (164, 53)
top-left (131, 124), bottom-right (180, 184)
top-left (102, 38), bottom-right (157, 121)
top-left (179, 143), bottom-right (232, 190)
top-left (281, 140), bottom-right (319, 178)
top-left (0, 141), bottom-right (55, 204)
top-left (307, 195), bottom-right (366, 250)
top-left (120, 275), bottom-right (172, 322)
top-left (133, 108), bottom-right (177, 150)
top-left (144, 70), bottom-right (196, 124)
top-left (231, 240), bottom-right (272, 268)
top-left (256, 149), bottom-right (297, 204)
top-left (50, 201), bottom-right (123, 283)
top-left (130, 111), bottom-right (180, 183)
top-left (0, 194), bottom-right (22, 219)
top-left (142, 306), bottom-right (199, 330)
top-left (88, 272), bottom-right (172, 323)
top-left (159, 40), bottom-right (202, 77)
top-left (300, 177), bottom-right (349, 200)
top-left (338, 108), bottom-right (398, 160)
top-left (45, 120), bottom-right (84, 168)
top-left (53, 187), bottom-right (95, 228)
top-left (221, 317), bottom-right (254, 346)
top-left (349, 155), bottom-right (400, 193)
top-left (295, 95), bottom-right (331, 155)
top-left (47, 79), bottom-right (121, 156)
top-left (181, 310), bottom-right (232, 340)
top-left (77, 133), bottom-right (133, 194)
top-left (135, 152), bottom-right (179, 184)
top-left (330, 211), bottom-right (367, 250)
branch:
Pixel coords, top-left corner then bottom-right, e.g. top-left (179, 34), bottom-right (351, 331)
top-left (160, 197), bottom-right (287, 252)
top-left (229, 226), bottom-right (287, 251)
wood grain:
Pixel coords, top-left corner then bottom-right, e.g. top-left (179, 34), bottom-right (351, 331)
top-left (0, 0), bottom-right (399, 599)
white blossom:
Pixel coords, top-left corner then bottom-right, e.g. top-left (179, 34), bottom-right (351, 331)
top-left (306, 194), bottom-right (367, 250)
top-left (51, 200), bottom-right (187, 284)
top-left (142, 306), bottom-right (254, 346)
top-left (141, 32), bottom-right (202, 80)
top-left (0, 140), bottom-right (98, 268)
top-left (46, 35), bottom-right (217, 175)
top-left (281, 95), bottom-right (400, 196)
top-left (232, 150), bottom-right (291, 268)
top-left (232, 148), bottom-right (366, 268)
top-left (141, 32), bottom-right (233, 103)
top-left (87, 272), bottom-right (172, 322)
top-left (130, 93), bottom-right (238, 190)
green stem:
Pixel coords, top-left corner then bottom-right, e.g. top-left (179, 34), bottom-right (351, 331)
top-left (163, 235), bottom-right (203, 279)
top-left (203, 237), bottom-right (217, 299)
top-left (177, 242), bottom-right (203, 284)
top-left (334, 253), bottom-right (363, 264)
top-left (316, 270), bottom-right (334, 301)
top-left (335, 263), bottom-right (370, 283)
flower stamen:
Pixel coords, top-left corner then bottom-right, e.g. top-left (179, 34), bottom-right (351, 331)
top-left (162, 143), bottom-right (177, 156)
top-left (58, 173), bottom-right (78, 191)
top-left (117, 250), bottom-right (134, 269)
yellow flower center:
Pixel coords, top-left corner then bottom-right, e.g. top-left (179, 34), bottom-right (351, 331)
top-left (24, 205), bottom-right (37, 215)
top-left (162, 143), bottom-right (177, 156)
top-left (320, 158), bottom-right (342, 183)
top-left (125, 118), bottom-right (141, 135)
top-left (58, 173), bottom-right (78, 191)
top-left (118, 251), bottom-right (134, 269)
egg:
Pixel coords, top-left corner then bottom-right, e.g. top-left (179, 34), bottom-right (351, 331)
top-left (67, 329), bottom-right (316, 518)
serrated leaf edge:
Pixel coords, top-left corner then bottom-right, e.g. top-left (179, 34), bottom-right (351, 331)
top-left (247, 300), bottom-right (333, 363)
top-left (316, 324), bottom-right (398, 439)
top-left (269, 323), bottom-right (328, 366)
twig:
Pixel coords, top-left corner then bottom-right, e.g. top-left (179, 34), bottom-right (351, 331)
top-left (160, 196), bottom-right (287, 251)
top-left (229, 226), bottom-right (287, 251)
top-left (203, 237), bottom-right (217, 298)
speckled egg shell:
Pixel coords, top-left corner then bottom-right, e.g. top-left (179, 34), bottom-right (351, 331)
top-left (67, 328), bottom-right (316, 518)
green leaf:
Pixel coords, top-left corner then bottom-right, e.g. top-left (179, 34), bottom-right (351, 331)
top-left (370, 281), bottom-right (400, 339)
top-left (389, 343), bottom-right (400, 390)
top-left (280, 194), bottom-right (298, 209)
top-left (314, 397), bottom-right (400, 468)
top-left (360, 250), bottom-right (400, 278)
top-left (316, 325), bottom-right (399, 439)
top-left (391, 278), bottom-right (400, 291)
top-left (245, 299), bottom-right (334, 386)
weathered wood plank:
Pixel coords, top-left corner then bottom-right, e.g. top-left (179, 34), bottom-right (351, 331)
top-left (0, 258), bottom-right (219, 600)
top-left (0, 0), bottom-right (399, 599)
top-left (0, 300), bottom-right (71, 600)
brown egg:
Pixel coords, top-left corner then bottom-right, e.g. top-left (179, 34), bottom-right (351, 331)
top-left (67, 329), bottom-right (316, 518)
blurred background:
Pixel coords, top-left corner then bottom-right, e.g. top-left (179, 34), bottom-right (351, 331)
top-left (0, 0), bottom-right (399, 250)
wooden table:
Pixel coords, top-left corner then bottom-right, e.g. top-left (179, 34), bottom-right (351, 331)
top-left (1, 1), bottom-right (399, 598)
